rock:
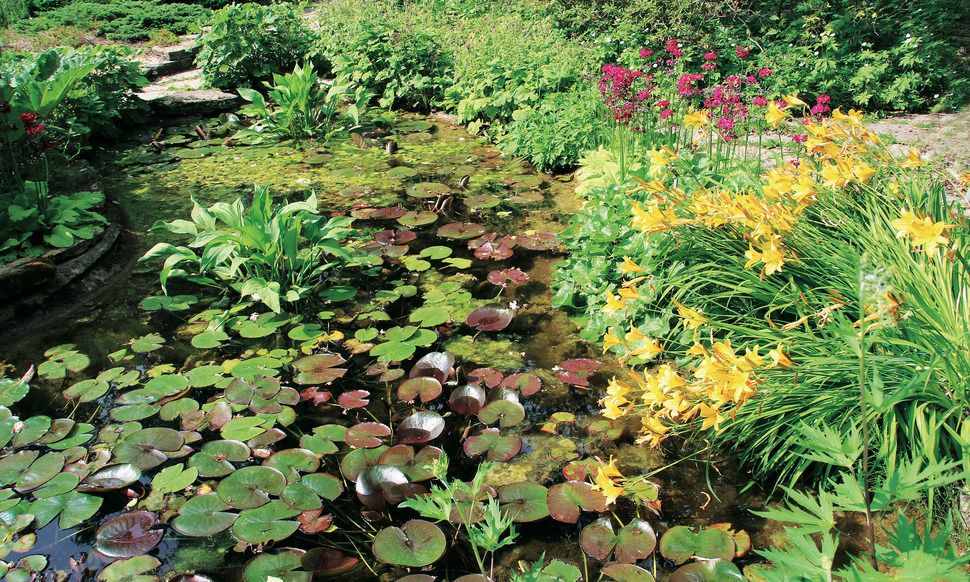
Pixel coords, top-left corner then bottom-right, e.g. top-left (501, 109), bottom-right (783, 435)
top-left (137, 90), bottom-right (240, 117)
top-left (149, 38), bottom-right (199, 63)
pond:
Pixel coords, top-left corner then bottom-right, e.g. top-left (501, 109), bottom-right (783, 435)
top-left (0, 111), bottom-right (774, 581)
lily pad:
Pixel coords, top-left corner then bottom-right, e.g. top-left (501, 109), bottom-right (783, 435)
top-left (580, 518), bottom-right (656, 563)
top-left (302, 548), bottom-right (360, 577)
top-left (243, 549), bottom-right (310, 582)
top-left (502, 373), bottom-right (542, 397)
top-left (407, 181), bottom-right (450, 199)
top-left (602, 563), bottom-right (657, 582)
top-left (94, 511), bottom-right (164, 559)
top-left (449, 384), bottom-right (486, 416)
top-left (15, 452), bottom-right (65, 492)
top-left (466, 305), bottom-right (514, 332)
top-left (669, 559), bottom-right (743, 581)
top-left (437, 222), bottom-right (487, 240)
top-left (463, 428), bottom-right (522, 462)
top-left (80, 464), bottom-right (141, 493)
top-left (346, 423), bottom-right (393, 449)
top-left (112, 427), bottom-right (185, 469)
top-left (409, 351), bottom-right (455, 383)
top-left (217, 465), bottom-right (287, 509)
top-left (301, 473), bottom-right (344, 501)
top-left (189, 439), bottom-right (251, 477)
top-left (372, 519), bottom-right (446, 567)
top-left (396, 410), bottom-right (445, 444)
top-left (397, 211), bottom-right (439, 227)
top-left (264, 448), bottom-right (320, 482)
top-left (397, 377), bottom-right (443, 403)
top-left (232, 500), bottom-right (300, 544)
top-left (98, 556), bottom-right (161, 582)
top-left (291, 353), bottom-right (347, 385)
top-left (498, 482), bottom-right (549, 522)
top-left (340, 446), bottom-right (388, 482)
top-left (378, 445), bottom-right (442, 482)
top-left (659, 526), bottom-right (735, 564)
top-left (547, 481), bottom-right (609, 523)
top-left (172, 494), bottom-right (238, 537)
top-left (478, 389), bottom-right (525, 428)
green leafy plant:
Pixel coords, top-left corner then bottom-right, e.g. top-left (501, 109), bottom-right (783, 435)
top-left (17, 0), bottom-right (210, 42)
top-left (195, 2), bottom-right (317, 89)
top-left (141, 185), bottom-right (359, 313)
top-left (0, 182), bottom-right (108, 261)
top-left (236, 63), bottom-right (360, 143)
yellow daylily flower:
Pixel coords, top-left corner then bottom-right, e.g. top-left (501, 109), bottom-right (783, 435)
top-left (768, 344), bottom-right (794, 367)
top-left (602, 331), bottom-right (622, 353)
top-left (782, 93), bottom-right (807, 107)
top-left (683, 109), bottom-right (710, 130)
top-left (592, 465), bottom-right (625, 505)
top-left (674, 299), bottom-right (707, 329)
top-left (620, 256), bottom-right (644, 274)
top-left (853, 161), bottom-right (877, 183)
top-left (890, 210), bottom-right (954, 255)
top-left (765, 102), bottom-right (788, 127)
top-left (899, 149), bottom-right (925, 168)
top-left (603, 290), bottom-right (627, 313)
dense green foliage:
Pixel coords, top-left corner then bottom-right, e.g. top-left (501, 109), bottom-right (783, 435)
top-left (195, 2), bottom-right (315, 89)
top-left (17, 1), bottom-right (210, 42)
top-left (142, 186), bottom-right (360, 313)
top-left (0, 182), bottom-right (107, 261)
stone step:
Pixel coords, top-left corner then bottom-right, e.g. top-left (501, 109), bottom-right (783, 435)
top-left (149, 35), bottom-right (199, 62)
top-left (139, 36), bottom-right (200, 78)
top-left (137, 89), bottom-right (240, 117)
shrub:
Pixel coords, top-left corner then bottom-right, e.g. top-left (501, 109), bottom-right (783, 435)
top-left (1, 0), bottom-right (29, 28)
top-left (19, 1), bottom-right (210, 42)
top-left (236, 63), bottom-right (361, 143)
top-left (0, 182), bottom-right (108, 261)
top-left (327, 18), bottom-right (452, 111)
top-left (195, 2), bottom-right (317, 89)
top-left (141, 186), bottom-right (359, 313)
top-left (497, 87), bottom-right (603, 172)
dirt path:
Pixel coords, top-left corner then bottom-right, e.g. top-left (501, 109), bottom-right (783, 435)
top-left (868, 108), bottom-right (970, 174)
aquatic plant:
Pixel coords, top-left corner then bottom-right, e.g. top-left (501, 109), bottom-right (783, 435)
top-left (141, 185), bottom-right (360, 313)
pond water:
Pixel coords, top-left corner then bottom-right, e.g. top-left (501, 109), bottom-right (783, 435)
top-left (0, 111), bottom-right (775, 581)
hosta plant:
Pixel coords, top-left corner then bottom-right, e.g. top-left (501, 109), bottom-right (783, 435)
top-left (141, 185), bottom-right (358, 313)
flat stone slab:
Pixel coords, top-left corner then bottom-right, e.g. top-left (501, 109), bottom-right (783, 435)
top-left (137, 89), bottom-right (240, 117)
top-left (150, 38), bottom-right (199, 62)
top-left (138, 69), bottom-right (205, 97)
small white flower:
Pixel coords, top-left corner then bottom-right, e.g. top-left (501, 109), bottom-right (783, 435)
top-left (508, 301), bottom-right (519, 310)
top-left (249, 312), bottom-right (259, 320)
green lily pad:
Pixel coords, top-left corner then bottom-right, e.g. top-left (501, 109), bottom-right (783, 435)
top-left (232, 500), bottom-right (300, 544)
top-left (191, 330), bottom-right (230, 349)
top-left (189, 439), bottom-right (251, 477)
top-left (15, 452), bottom-right (65, 492)
top-left (220, 417), bottom-right (267, 441)
top-left (281, 482), bottom-right (323, 511)
top-left (218, 465), bottom-right (287, 509)
top-left (150, 463), bottom-right (198, 493)
top-left (602, 563), bottom-right (657, 582)
top-left (581, 518), bottom-right (656, 563)
top-left (0, 378), bottom-right (29, 407)
top-left (478, 389), bottom-right (525, 428)
top-left (243, 549), bottom-right (310, 582)
top-left (263, 448), bottom-right (320, 482)
top-left (97, 555), bottom-right (160, 582)
top-left (291, 354), bottom-right (347, 385)
top-left (63, 378), bottom-right (110, 403)
top-left (387, 166), bottom-right (418, 179)
top-left (659, 526), bottom-right (735, 564)
top-left (437, 222), bottom-right (487, 240)
top-left (112, 427), bottom-right (184, 469)
top-left (378, 445), bottom-right (442, 482)
top-left (407, 182), bottom-right (451, 199)
top-left (139, 295), bottom-right (197, 312)
top-left (172, 493), bottom-right (238, 537)
top-left (185, 365), bottom-right (224, 388)
top-left (498, 482), bottom-right (549, 522)
top-left (397, 211), bottom-right (439, 227)
top-left (669, 559), bottom-right (743, 581)
top-left (130, 333), bottom-right (165, 353)
top-left (80, 464), bottom-right (141, 493)
top-left (301, 472), bottom-right (344, 501)
top-left (372, 519), bottom-right (446, 567)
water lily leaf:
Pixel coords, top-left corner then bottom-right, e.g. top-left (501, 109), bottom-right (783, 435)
top-left (281, 482), bottom-right (323, 511)
top-left (110, 404), bottom-right (160, 422)
top-left (409, 352), bottom-right (455, 384)
top-left (33, 472), bottom-right (80, 498)
top-left (0, 450), bottom-right (38, 486)
top-left (396, 411), bottom-right (445, 444)
top-left (218, 465), bottom-right (288, 509)
top-left (232, 500), bottom-right (300, 544)
top-left (130, 333), bottom-right (165, 353)
top-left (151, 463), bottom-right (198, 493)
top-left (243, 549), bottom-right (310, 582)
top-left (477, 389), bottom-right (525, 428)
top-left (669, 559), bottom-right (743, 582)
top-left (301, 548), bottom-right (360, 577)
top-left (97, 555), bottom-right (161, 582)
top-left (378, 445), bottom-right (442, 482)
top-left (387, 166), bottom-right (418, 179)
top-left (397, 211), bottom-right (438, 227)
top-left (408, 306), bottom-right (450, 327)
top-left (191, 330), bottom-right (230, 349)
top-left (547, 481), bottom-right (609, 523)
top-left (468, 367), bottom-right (504, 388)
top-left (63, 378), bottom-right (109, 403)
top-left (228, 356), bottom-right (283, 379)
top-left (94, 511), bottom-right (164, 559)
top-left (160, 398), bottom-right (200, 421)
top-left (220, 417), bottom-right (267, 441)
top-left (292, 354), bottom-right (347, 385)
top-left (340, 446), bottom-right (388, 482)
top-left (80, 464), bottom-right (141, 492)
top-left (419, 245), bottom-right (452, 260)
top-left (38, 345), bottom-right (89, 379)
top-left (581, 518), bottom-right (656, 563)
top-left (112, 427), bottom-right (185, 469)
top-left (189, 439), bottom-right (251, 477)
top-left (397, 377), bottom-right (442, 404)
top-left (301, 473), bottom-right (344, 501)
top-left (540, 560), bottom-right (582, 582)
top-left (300, 425), bottom-right (346, 456)
top-left (437, 222), bottom-right (487, 240)
top-left (15, 452), bottom-right (65, 492)
top-left (449, 385), bottom-right (486, 416)
top-left (172, 494), bottom-right (237, 536)
top-left (139, 295), bottom-right (197, 312)
top-left (337, 389), bottom-right (370, 409)
top-left (346, 423), bottom-right (392, 449)
top-left (498, 482), bottom-right (549, 522)
top-left (31, 490), bottom-right (102, 529)
top-left (659, 526), bottom-right (735, 564)
top-left (356, 465), bottom-right (411, 509)
top-left (602, 563), bottom-right (657, 582)
top-left (463, 428), bottom-right (521, 462)
top-left (502, 373), bottom-right (542, 397)
top-left (185, 365), bottom-right (224, 388)
top-left (372, 519), bottom-right (446, 567)
top-left (264, 448), bottom-right (320, 482)
top-left (466, 305), bottom-right (514, 332)
top-left (407, 181), bottom-right (450, 199)
top-left (10, 415), bottom-right (50, 447)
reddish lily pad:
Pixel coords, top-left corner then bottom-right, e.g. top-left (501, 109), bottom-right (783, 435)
top-left (372, 520), bottom-right (446, 567)
top-left (487, 268), bottom-right (529, 286)
top-left (292, 354), bottom-right (347, 385)
top-left (302, 548), bottom-right (360, 576)
top-left (437, 222), bottom-right (487, 240)
top-left (397, 377), bottom-right (443, 403)
top-left (467, 367), bottom-right (504, 388)
top-left (298, 509), bottom-right (333, 533)
top-left (497, 482), bottom-right (549, 522)
top-left (374, 229), bottom-right (417, 245)
top-left (397, 411), bottom-right (445, 444)
top-left (346, 423), bottom-right (392, 449)
top-left (580, 518), bottom-right (657, 563)
top-left (409, 352), bottom-right (455, 383)
top-left (94, 511), bottom-right (164, 558)
top-left (378, 445), bottom-right (443, 482)
top-left (547, 481), bottom-right (609, 523)
top-left (337, 390), bottom-right (370, 409)
top-left (466, 305), bottom-right (514, 332)
top-left (463, 428), bottom-right (522, 462)
top-left (449, 385), bottom-right (486, 416)
top-left (501, 373), bottom-right (542, 397)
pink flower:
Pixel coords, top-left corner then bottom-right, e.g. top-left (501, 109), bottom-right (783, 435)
top-left (664, 38), bottom-right (683, 58)
top-left (816, 94), bottom-right (831, 104)
top-left (735, 45), bottom-right (751, 59)
top-left (636, 90), bottom-right (651, 101)
top-left (758, 67), bottom-right (773, 78)
top-left (717, 116), bottom-right (735, 131)
top-left (704, 51), bottom-right (717, 61)
top-left (657, 99), bottom-right (670, 107)
top-left (639, 48), bottom-right (654, 59)
top-left (702, 62), bottom-right (718, 71)
top-left (791, 134), bottom-right (807, 143)
top-left (752, 96), bottom-right (768, 106)
top-left (660, 108), bottom-right (673, 119)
